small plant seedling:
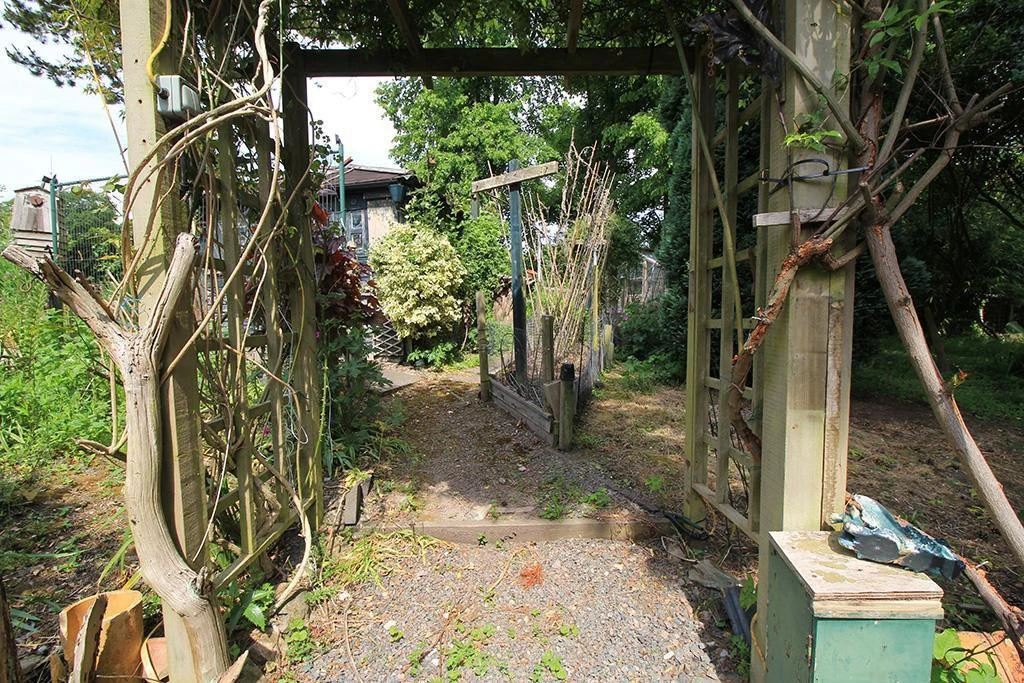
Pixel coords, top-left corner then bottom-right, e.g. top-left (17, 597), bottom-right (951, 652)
top-left (539, 650), bottom-right (568, 680)
top-left (478, 533), bottom-right (488, 546)
top-left (645, 474), bottom-right (665, 493)
top-left (389, 625), bottom-right (404, 642)
top-left (284, 618), bottom-right (315, 663)
top-left (557, 622), bottom-right (579, 638)
top-left (580, 488), bottom-right (612, 508)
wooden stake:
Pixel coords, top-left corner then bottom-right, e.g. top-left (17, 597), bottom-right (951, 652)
top-left (558, 363), bottom-right (576, 450)
top-left (541, 315), bottom-right (554, 383)
top-left (476, 291), bottom-right (490, 401)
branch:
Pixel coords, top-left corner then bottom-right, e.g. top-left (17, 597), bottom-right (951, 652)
top-left (2, 246), bottom-right (128, 363)
top-left (962, 557), bottom-right (1024, 660)
top-left (877, 0), bottom-right (928, 165)
top-left (931, 13), bottom-right (962, 116)
top-left (726, 235), bottom-right (835, 462)
top-left (727, 0), bottom-right (868, 153)
top-left (141, 234), bottom-right (199, 363)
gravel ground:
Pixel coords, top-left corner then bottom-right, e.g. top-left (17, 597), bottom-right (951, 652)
top-left (289, 537), bottom-right (733, 682)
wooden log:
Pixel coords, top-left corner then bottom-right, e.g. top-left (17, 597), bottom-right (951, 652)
top-left (68, 595), bottom-right (107, 683)
top-left (0, 577), bottom-right (24, 683)
top-left (558, 363), bottom-right (576, 451)
top-left (477, 291), bottom-right (490, 401)
top-left (541, 315), bottom-right (554, 383)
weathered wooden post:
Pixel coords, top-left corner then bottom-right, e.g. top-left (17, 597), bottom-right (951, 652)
top-left (603, 323), bottom-right (614, 368)
top-left (749, 2), bottom-right (854, 680)
top-left (558, 363), bottom-right (575, 450)
top-left (283, 43), bottom-right (324, 528)
top-left (540, 314), bottom-right (554, 383)
top-left (476, 291), bottom-right (491, 401)
top-left (470, 161), bottom-right (559, 385)
top-left (508, 160), bottom-right (528, 384)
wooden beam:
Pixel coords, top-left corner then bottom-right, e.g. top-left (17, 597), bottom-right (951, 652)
top-left (301, 47), bottom-right (685, 78)
top-left (385, 0), bottom-right (433, 88)
top-left (567, 0), bottom-right (584, 53)
top-left (471, 161), bottom-right (558, 193)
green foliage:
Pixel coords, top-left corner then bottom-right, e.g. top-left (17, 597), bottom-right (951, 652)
top-left (530, 650), bottom-right (568, 681)
top-left (739, 576), bottom-right (757, 611)
top-left (407, 341), bottom-right (460, 369)
top-left (452, 212), bottom-right (509, 300)
top-left (645, 475), bottom-right (665, 493)
top-left (377, 78), bottom-right (550, 214)
top-left (729, 634), bottom-right (752, 680)
top-left (284, 618), bottom-right (316, 664)
top-left (853, 335), bottom-right (1024, 424)
top-left (319, 321), bottom-right (396, 476)
top-left (619, 354), bottom-right (678, 393)
top-left (221, 579), bottom-right (275, 633)
top-left (580, 488), bottom-right (612, 508)
top-left (931, 628), bottom-right (1001, 683)
top-left (369, 223), bottom-right (466, 340)
top-left (618, 298), bottom-right (670, 361)
top-left (601, 215), bottom-right (643, 307)
top-left (57, 186), bottom-right (123, 280)
top-left (0, 259), bottom-right (113, 511)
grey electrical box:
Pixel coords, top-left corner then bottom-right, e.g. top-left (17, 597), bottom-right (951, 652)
top-left (156, 75), bottom-right (202, 120)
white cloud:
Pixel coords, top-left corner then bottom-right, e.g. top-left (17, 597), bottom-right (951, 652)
top-left (0, 27), bottom-right (398, 198)
top-left (307, 77), bottom-right (397, 168)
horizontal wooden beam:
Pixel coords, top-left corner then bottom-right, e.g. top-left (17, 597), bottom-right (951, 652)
top-left (752, 207), bottom-right (852, 228)
top-left (301, 47), bottom-right (685, 78)
top-left (472, 161), bottom-right (559, 194)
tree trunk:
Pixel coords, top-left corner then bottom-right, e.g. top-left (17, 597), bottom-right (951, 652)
top-left (2, 237), bottom-right (230, 682)
top-left (865, 223), bottom-right (1024, 568)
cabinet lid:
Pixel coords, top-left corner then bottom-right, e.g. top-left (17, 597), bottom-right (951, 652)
top-left (770, 531), bottom-right (943, 614)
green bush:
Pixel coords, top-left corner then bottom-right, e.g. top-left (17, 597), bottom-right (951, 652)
top-left (454, 212), bottom-right (508, 299)
top-left (368, 223), bottom-right (466, 340)
top-left (617, 295), bottom-right (686, 380)
top-left (620, 354), bottom-right (678, 393)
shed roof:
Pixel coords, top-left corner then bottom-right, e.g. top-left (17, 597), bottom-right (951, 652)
top-left (321, 164), bottom-right (415, 193)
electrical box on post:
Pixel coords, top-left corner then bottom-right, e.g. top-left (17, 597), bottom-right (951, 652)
top-left (156, 75), bottom-right (202, 120)
top-left (760, 531), bottom-right (942, 682)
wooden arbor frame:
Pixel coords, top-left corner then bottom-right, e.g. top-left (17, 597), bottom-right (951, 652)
top-left (44, 0), bottom-right (854, 680)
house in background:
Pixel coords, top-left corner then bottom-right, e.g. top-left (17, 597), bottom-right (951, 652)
top-left (319, 163), bottom-right (417, 262)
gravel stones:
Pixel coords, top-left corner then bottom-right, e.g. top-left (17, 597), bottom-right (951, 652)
top-left (299, 538), bottom-right (725, 681)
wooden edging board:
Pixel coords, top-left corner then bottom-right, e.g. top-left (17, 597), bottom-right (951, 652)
top-left (372, 517), bottom-right (670, 545)
top-left (489, 374), bottom-right (557, 446)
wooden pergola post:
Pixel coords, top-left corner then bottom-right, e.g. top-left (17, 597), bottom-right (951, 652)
top-left (118, 1), bottom-right (214, 679)
top-left (282, 44), bottom-right (325, 528)
top-left (751, 1), bottom-right (854, 679)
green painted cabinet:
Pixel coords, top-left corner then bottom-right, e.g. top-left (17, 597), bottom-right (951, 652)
top-left (763, 531), bottom-right (943, 683)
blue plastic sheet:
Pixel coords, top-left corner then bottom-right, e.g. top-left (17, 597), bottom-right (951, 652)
top-left (833, 494), bottom-right (965, 580)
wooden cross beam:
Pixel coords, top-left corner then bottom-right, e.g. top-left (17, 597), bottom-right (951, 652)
top-left (301, 47), bottom-right (684, 78)
top-left (471, 161), bottom-right (559, 194)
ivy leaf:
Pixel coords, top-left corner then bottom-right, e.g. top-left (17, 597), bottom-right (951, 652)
top-left (867, 60), bottom-right (881, 80)
top-left (869, 31), bottom-right (888, 47)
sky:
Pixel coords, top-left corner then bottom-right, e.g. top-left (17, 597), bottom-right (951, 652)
top-left (0, 26), bottom-right (397, 198)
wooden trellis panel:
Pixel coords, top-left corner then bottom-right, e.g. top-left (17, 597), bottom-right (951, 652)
top-left (684, 59), bottom-right (768, 542)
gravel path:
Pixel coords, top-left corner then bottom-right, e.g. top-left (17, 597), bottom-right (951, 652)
top-left (294, 538), bottom-right (730, 682)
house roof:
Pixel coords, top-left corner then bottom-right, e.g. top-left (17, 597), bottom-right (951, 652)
top-left (322, 164), bottom-right (415, 193)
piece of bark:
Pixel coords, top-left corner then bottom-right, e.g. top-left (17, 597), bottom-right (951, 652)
top-left (68, 595), bottom-right (107, 683)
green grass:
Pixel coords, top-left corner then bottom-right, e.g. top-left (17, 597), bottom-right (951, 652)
top-left (853, 334), bottom-right (1024, 424)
